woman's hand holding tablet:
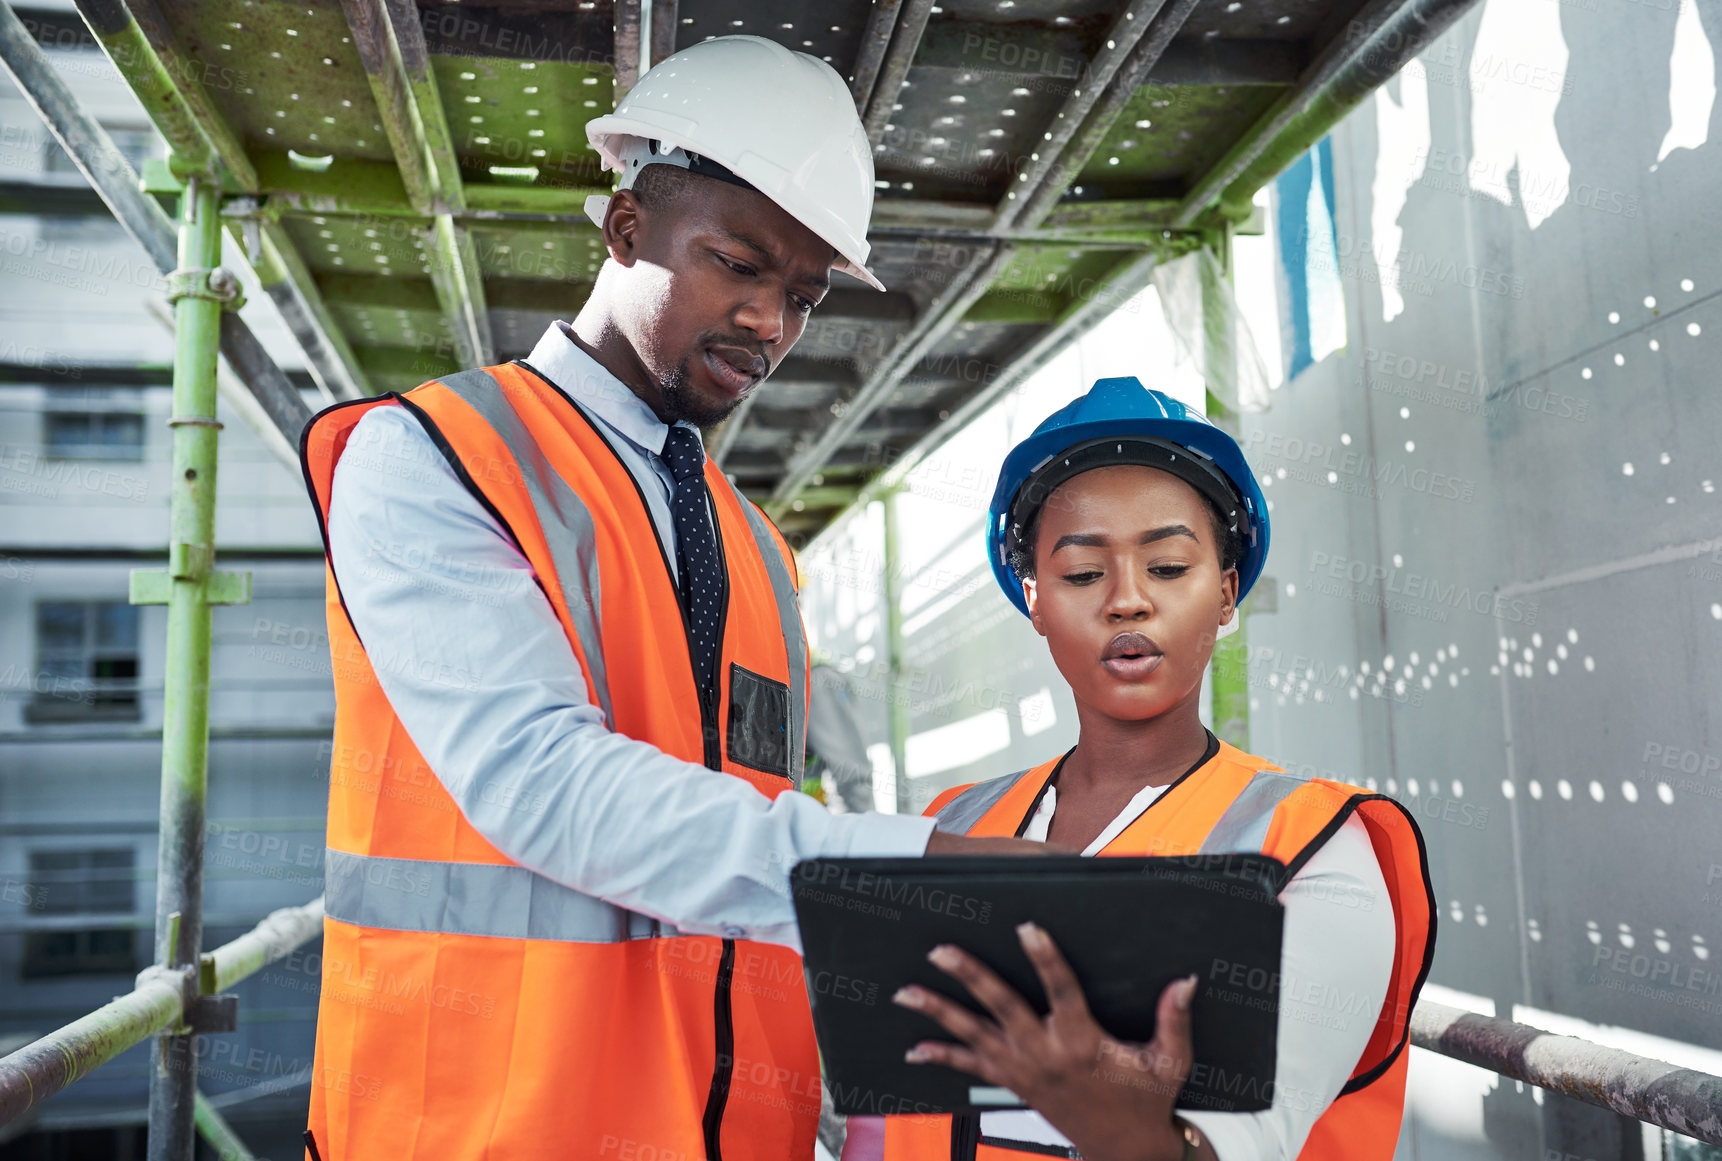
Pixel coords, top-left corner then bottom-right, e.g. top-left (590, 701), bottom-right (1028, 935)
top-left (894, 921), bottom-right (1213, 1161)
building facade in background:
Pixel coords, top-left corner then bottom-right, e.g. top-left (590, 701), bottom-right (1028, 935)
top-left (0, 7), bottom-right (329, 1155)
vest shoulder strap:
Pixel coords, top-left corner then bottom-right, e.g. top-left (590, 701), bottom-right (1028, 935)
top-left (931, 773), bottom-right (1022, 833)
top-left (931, 756), bottom-right (1058, 836)
top-left (1197, 768), bottom-right (1311, 856)
top-left (923, 783), bottom-right (971, 818)
top-left (406, 364), bottom-right (620, 730)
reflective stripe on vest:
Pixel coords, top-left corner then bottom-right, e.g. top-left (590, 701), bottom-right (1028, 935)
top-left (728, 483), bottom-right (807, 787)
top-left (1197, 769), bottom-right (1309, 855)
top-left (932, 770), bottom-right (1025, 835)
top-left (323, 848), bottom-right (682, 943)
top-left (934, 765), bottom-right (1300, 853)
top-left (434, 367), bottom-right (616, 728)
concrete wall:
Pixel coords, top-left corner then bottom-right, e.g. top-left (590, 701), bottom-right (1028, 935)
top-left (1242, 0), bottom-right (1722, 1153)
top-left (802, 1), bottom-right (1722, 1155)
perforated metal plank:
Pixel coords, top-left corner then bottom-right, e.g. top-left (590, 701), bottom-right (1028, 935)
top-left (981, 242), bottom-right (1130, 296)
top-left (281, 212), bottom-right (430, 275)
top-left (71, 0), bottom-right (1433, 539)
top-left (673, 0), bottom-right (873, 74)
top-left (792, 316), bottom-right (915, 366)
top-left (863, 237), bottom-right (992, 309)
top-left (172, 0), bottom-right (395, 162)
top-left (417, 1), bottom-right (614, 63)
top-left (913, 317), bottom-right (1042, 382)
top-left (1178, 0), bottom-right (1335, 41)
top-left (1075, 81), bottom-right (1284, 186)
top-left (487, 305), bottom-right (562, 357)
top-left (1148, 36), bottom-right (1305, 84)
top-left (312, 271), bottom-right (449, 364)
top-left (873, 61), bottom-right (1068, 201)
top-left (432, 55), bottom-right (613, 180)
top-left (357, 342), bottom-right (460, 388)
top-left (932, 0), bottom-right (1117, 29)
top-left (467, 221), bottom-right (608, 281)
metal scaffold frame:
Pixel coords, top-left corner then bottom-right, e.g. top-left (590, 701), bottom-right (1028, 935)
top-left (0, 5), bottom-right (325, 1156)
top-left (0, 0), bottom-right (1719, 1156)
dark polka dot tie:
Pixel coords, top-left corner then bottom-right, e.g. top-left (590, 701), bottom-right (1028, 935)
top-left (663, 424), bottom-right (724, 698)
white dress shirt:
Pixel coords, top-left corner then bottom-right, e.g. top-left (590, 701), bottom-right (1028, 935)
top-left (324, 322), bottom-right (935, 950)
top-left (841, 783), bottom-right (1397, 1161)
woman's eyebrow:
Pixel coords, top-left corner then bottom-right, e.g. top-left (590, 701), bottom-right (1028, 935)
top-left (1050, 532), bottom-right (1108, 553)
top-left (1049, 524), bottom-right (1198, 555)
top-left (1141, 523), bottom-right (1199, 545)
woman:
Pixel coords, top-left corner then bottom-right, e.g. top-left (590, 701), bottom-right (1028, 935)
top-left (842, 377), bottom-right (1435, 1161)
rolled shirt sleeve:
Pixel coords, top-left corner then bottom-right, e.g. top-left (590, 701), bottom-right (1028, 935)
top-left (325, 404), bottom-right (934, 950)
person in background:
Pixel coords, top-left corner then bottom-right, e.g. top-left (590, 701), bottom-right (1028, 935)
top-left (843, 376), bottom-right (1435, 1161)
top-left (807, 661), bottom-right (883, 815)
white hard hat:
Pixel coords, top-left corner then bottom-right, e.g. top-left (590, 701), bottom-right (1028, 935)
top-left (585, 35), bottom-right (885, 291)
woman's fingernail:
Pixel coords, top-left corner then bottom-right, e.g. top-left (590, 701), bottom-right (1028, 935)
top-left (893, 987), bottom-right (921, 1008)
top-left (1175, 975), bottom-right (1198, 1011)
top-left (928, 945), bottom-right (959, 968)
top-left (905, 1047), bottom-right (930, 1064)
top-left (1016, 921), bottom-right (1048, 951)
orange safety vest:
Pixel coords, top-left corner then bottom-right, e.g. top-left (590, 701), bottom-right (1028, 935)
top-left (299, 362), bottom-right (817, 1160)
top-left (878, 737), bottom-right (1435, 1161)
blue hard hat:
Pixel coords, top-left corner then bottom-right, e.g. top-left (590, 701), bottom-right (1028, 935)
top-left (986, 376), bottom-right (1270, 617)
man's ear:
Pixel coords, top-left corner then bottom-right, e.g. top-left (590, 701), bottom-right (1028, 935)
top-left (1024, 578), bottom-right (1047, 638)
top-left (602, 189), bottom-right (643, 265)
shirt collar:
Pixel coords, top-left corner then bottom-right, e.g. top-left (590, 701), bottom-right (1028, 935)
top-left (526, 321), bottom-right (704, 458)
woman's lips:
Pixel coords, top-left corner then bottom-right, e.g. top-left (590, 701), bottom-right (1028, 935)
top-left (1102, 654), bottom-right (1163, 681)
top-left (1101, 631), bottom-right (1163, 681)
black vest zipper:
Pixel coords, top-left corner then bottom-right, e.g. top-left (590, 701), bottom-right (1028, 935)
top-left (696, 494), bottom-right (733, 1161)
top-left (701, 937), bottom-right (738, 1159)
top-left (950, 1113), bottom-right (980, 1160)
top-left (511, 361), bottom-right (739, 1158)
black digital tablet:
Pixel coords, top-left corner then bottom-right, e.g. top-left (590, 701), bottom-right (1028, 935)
top-left (791, 853), bottom-right (1285, 1117)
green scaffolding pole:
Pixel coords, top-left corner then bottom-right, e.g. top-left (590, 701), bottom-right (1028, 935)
top-left (193, 1091), bottom-right (258, 1161)
top-left (128, 170), bottom-right (252, 1161)
top-left (1201, 226), bottom-right (1250, 751)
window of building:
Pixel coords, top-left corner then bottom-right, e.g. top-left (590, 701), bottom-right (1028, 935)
top-left (26, 602), bottom-right (140, 723)
top-left (42, 126), bottom-right (159, 176)
top-left (42, 411), bottom-right (146, 461)
top-left (22, 848), bottom-right (138, 979)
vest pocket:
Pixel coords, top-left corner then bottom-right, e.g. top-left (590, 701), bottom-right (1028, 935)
top-left (727, 663), bottom-right (790, 778)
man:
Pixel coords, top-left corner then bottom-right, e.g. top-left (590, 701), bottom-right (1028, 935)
top-left (298, 36), bottom-right (1028, 1161)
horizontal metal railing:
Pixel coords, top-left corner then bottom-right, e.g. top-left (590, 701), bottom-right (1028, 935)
top-left (1410, 1001), bottom-right (1722, 1145)
top-left (0, 898), bottom-right (324, 1128)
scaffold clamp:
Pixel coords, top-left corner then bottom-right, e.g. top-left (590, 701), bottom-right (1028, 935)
top-left (166, 265), bottom-right (246, 312)
top-left (184, 993), bottom-right (238, 1035)
top-left (129, 565), bottom-right (252, 605)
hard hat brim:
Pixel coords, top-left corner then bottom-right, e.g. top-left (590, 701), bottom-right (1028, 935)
top-left (582, 189), bottom-right (885, 292)
top-left (588, 114), bottom-right (886, 292)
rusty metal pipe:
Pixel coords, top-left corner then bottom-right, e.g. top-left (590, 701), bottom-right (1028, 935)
top-left (1410, 1001), bottom-right (1722, 1145)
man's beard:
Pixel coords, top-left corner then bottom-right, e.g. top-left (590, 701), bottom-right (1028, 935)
top-left (658, 356), bottom-right (748, 428)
